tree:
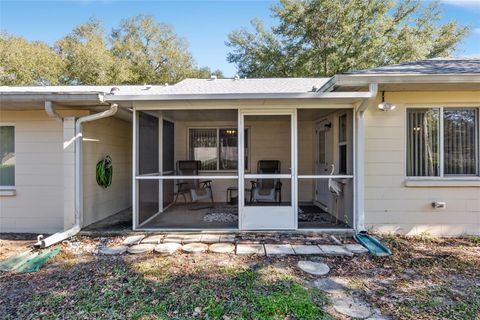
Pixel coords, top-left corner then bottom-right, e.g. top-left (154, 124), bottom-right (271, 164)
top-left (226, 0), bottom-right (470, 77)
top-left (56, 18), bottom-right (131, 85)
top-left (111, 15), bottom-right (198, 85)
top-left (0, 33), bottom-right (63, 85)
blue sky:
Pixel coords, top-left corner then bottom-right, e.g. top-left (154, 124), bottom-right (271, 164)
top-left (1, 0), bottom-right (479, 77)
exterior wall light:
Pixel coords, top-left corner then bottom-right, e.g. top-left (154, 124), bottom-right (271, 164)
top-left (378, 91), bottom-right (396, 111)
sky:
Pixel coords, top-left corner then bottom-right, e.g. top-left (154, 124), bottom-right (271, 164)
top-left (1, 0), bottom-right (479, 77)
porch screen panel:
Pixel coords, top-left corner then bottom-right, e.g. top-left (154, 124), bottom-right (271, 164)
top-left (189, 128), bottom-right (217, 170)
top-left (406, 109), bottom-right (439, 176)
top-left (443, 109), bottom-right (478, 175)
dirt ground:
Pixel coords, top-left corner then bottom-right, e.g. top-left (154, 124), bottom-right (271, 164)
top-left (0, 233), bottom-right (479, 319)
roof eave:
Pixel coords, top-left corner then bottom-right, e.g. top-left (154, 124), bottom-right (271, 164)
top-left (0, 92), bottom-right (105, 103)
top-left (335, 73), bottom-right (480, 87)
top-left (104, 91), bottom-right (372, 102)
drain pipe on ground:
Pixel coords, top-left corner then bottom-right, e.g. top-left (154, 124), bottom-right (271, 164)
top-left (35, 103), bottom-right (118, 248)
top-left (355, 83), bottom-right (378, 233)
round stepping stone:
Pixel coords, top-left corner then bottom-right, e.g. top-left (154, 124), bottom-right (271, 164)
top-left (209, 243), bottom-right (235, 254)
top-left (333, 295), bottom-right (372, 319)
top-left (297, 260), bottom-right (330, 276)
top-left (154, 243), bottom-right (182, 255)
top-left (127, 243), bottom-right (155, 254)
top-left (141, 235), bottom-right (164, 244)
top-left (313, 277), bottom-right (348, 294)
top-left (99, 245), bottom-right (127, 255)
top-left (182, 243), bottom-right (208, 254)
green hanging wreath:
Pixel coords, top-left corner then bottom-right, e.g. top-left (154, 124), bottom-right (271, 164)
top-left (96, 155), bottom-right (113, 188)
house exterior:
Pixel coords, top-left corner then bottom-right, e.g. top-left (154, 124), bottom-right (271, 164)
top-left (1, 58), bottom-right (479, 237)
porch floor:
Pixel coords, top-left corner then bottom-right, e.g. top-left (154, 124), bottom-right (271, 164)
top-left (82, 203), bottom-right (349, 232)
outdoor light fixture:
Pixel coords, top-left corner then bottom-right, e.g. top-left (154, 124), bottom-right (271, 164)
top-left (378, 91), bottom-right (396, 111)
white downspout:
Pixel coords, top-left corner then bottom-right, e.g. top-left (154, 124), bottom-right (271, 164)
top-left (36, 103), bottom-right (118, 248)
top-left (355, 83), bottom-right (378, 232)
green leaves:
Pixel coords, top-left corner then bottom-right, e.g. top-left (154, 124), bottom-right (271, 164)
top-left (96, 155), bottom-right (113, 188)
top-left (1, 15), bottom-right (222, 86)
top-left (226, 0), bottom-right (470, 77)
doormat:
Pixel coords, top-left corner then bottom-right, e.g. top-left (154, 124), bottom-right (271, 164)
top-left (298, 205), bottom-right (331, 222)
top-left (203, 206), bottom-right (238, 223)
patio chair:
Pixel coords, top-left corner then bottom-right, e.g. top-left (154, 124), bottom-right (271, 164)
top-left (174, 160), bottom-right (214, 206)
top-left (250, 160), bottom-right (282, 203)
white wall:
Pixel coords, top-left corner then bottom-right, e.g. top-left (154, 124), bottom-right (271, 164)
top-left (82, 117), bottom-right (132, 227)
top-left (0, 110), bottom-right (86, 233)
top-left (364, 91), bottom-right (480, 236)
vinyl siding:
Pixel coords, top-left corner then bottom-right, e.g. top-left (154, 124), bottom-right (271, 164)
top-left (364, 91), bottom-right (480, 236)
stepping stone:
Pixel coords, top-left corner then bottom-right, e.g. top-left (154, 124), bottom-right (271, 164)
top-left (127, 243), bottom-right (155, 254)
top-left (220, 234), bottom-right (236, 243)
top-left (201, 234), bottom-right (221, 243)
top-left (154, 243), bottom-right (182, 255)
top-left (297, 261), bottom-right (330, 275)
top-left (332, 294), bottom-right (372, 319)
top-left (292, 245), bottom-right (322, 255)
top-left (123, 235), bottom-right (145, 246)
top-left (163, 234), bottom-right (185, 243)
top-left (264, 244), bottom-right (295, 256)
top-left (141, 235), bottom-right (164, 244)
top-left (182, 234), bottom-right (202, 244)
top-left (344, 244), bottom-right (369, 254)
top-left (209, 243), bottom-right (235, 254)
top-left (318, 245), bottom-right (353, 256)
top-left (236, 244), bottom-right (265, 255)
top-left (99, 245), bottom-right (127, 255)
top-left (313, 277), bottom-right (349, 294)
top-left (182, 243), bottom-right (208, 254)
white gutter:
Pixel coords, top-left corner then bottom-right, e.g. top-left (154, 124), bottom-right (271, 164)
top-left (44, 101), bottom-right (63, 124)
top-left (36, 103), bottom-right (118, 248)
top-left (355, 83), bottom-right (378, 232)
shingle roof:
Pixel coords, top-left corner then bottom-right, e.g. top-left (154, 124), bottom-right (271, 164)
top-left (158, 78), bottom-right (329, 94)
top-left (346, 58), bottom-right (480, 75)
top-left (0, 78), bottom-right (329, 96)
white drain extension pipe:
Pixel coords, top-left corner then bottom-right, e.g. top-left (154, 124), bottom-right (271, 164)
top-left (36, 104), bottom-right (118, 248)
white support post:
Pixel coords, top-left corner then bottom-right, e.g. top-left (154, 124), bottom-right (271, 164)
top-left (238, 109), bottom-right (244, 230)
top-left (132, 108), bottom-right (139, 230)
top-left (355, 110), bottom-right (366, 232)
top-left (292, 110), bottom-right (298, 229)
top-left (63, 117), bottom-right (76, 230)
top-left (158, 113), bottom-right (163, 213)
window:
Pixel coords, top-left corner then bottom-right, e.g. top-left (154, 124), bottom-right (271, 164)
top-left (338, 114), bottom-right (347, 174)
top-left (407, 108), bottom-right (478, 177)
top-left (0, 126), bottom-right (15, 188)
top-left (189, 128), bottom-right (248, 171)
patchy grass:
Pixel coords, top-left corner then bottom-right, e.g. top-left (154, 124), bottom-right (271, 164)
top-left (1, 235), bottom-right (479, 319)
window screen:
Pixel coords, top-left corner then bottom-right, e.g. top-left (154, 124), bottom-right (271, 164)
top-left (0, 126), bottom-right (15, 187)
top-left (406, 109), bottom-right (440, 176)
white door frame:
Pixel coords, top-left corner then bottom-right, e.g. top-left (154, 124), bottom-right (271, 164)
top-left (238, 108), bottom-right (298, 230)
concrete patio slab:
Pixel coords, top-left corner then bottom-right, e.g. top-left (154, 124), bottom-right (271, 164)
top-left (122, 235), bottom-right (145, 246)
top-left (220, 234), bottom-right (236, 243)
top-left (127, 243), bottom-right (155, 254)
top-left (182, 234), bottom-right (203, 244)
top-left (154, 243), bottom-right (182, 255)
top-left (318, 245), bottom-right (354, 256)
top-left (163, 234), bottom-right (185, 243)
top-left (236, 244), bottom-right (265, 255)
top-left (264, 244), bottom-right (295, 256)
top-left (201, 234), bottom-right (221, 243)
top-left (182, 243), bottom-right (208, 254)
top-left (99, 246), bottom-right (127, 255)
top-left (141, 235), bottom-right (164, 244)
top-left (344, 244), bottom-right (369, 254)
top-left (209, 243), bottom-right (235, 253)
top-left (292, 245), bottom-right (323, 255)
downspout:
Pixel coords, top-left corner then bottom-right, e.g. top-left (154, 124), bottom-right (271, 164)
top-left (35, 103), bottom-right (118, 248)
top-left (355, 83), bottom-right (378, 232)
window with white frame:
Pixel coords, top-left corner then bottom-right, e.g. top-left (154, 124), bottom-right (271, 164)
top-left (0, 126), bottom-right (15, 188)
top-left (188, 128), bottom-right (248, 171)
top-left (407, 107), bottom-right (479, 177)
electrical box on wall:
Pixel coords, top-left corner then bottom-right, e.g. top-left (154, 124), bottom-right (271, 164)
top-left (432, 201), bottom-right (447, 209)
